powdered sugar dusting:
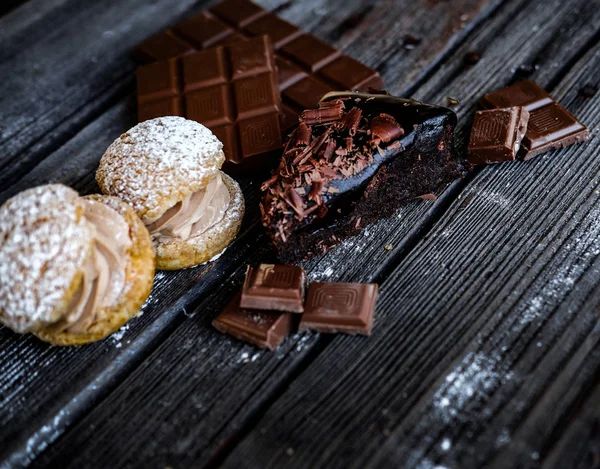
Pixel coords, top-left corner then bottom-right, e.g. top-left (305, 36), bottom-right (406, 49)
top-left (97, 117), bottom-right (225, 223)
top-left (433, 352), bottom-right (514, 423)
top-left (0, 185), bottom-right (91, 333)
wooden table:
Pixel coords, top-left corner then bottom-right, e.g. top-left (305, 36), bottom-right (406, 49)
top-left (1, 0), bottom-right (599, 467)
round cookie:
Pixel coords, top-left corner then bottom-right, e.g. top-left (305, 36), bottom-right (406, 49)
top-left (36, 195), bottom-right (155, 346)
top-left (154, 172), bottom-right (244, 270)
top-left (0, 185), bottom-right (155, 346)
top-left (0, 185), bottom-right (93, 333)
top-left (96, 117), bottom-right (245, 270)
top-left (96, 116), bottom-right (225, 224)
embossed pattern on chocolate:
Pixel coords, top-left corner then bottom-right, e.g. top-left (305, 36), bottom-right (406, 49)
top-left (137, 35), bottom-right (282, 171)
top-left (468, 107), bottom-right (530, 165)
top-left (240, 264), bottom-right (306, 313)
top-left (299, 282), bottom-right (379, 335)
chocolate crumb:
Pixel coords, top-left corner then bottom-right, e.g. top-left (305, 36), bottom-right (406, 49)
top-left (402, 34), bottom-right (422, 50)
top-left (579, 84), bottom-right (598, 99)
top-left (463, 50), bottom-right (482, 68)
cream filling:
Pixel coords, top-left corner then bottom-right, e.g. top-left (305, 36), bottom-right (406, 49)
top-left (147, 173), bottom-right (231, 242)
top-left (47, 200), bottom-right (131, 335)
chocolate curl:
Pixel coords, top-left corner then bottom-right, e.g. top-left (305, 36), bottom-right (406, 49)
top-left (282, 187), bottom-right (305, 218)
top-left (293, 128), bottom-right (332, 165)
top-left (323, 139), bottom-right (336, 162)
top-left (301, 100), bottom-right (344, 125)
top-left (345, 136), bottom-right (354, 151)
top-left (308, 180), bottom-right (324, 205)
top-left (370, 113), bottom-right (404, 144)
top-left (339, 107), bottom-right (362, 135)
top-left (261, 174), bottom-right (279, 191)
top-left (296, 122), bottom-right (312, 146)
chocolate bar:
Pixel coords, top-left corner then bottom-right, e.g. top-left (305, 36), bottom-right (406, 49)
top-left (240, 264), bottom-right (306, 313)
top-left (212, 293), bottom-right (292, 350)
top-left (299, 282), bottom-right (379, 335)
top-left (260, 91), bottom-right (468, 263)
top-left (480, 80), bottom-right (589, 160)
top-left (134, 0), bottom-right (384, 129)
top-left (468, 107), bottom-right (530, 165)
top-left (137, 35), bottom-right (282, 171)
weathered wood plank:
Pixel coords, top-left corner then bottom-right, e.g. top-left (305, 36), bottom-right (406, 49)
top-left (0, 0), bottom-right (207, 190)
top-left (24, 0), bottom-right (600, 467)
top-left (215, 33), bottom-right (600, 469)
top-left (0, 0), bottom-right (505, 466)
top-left (542, 380), bottom-right (600, 469)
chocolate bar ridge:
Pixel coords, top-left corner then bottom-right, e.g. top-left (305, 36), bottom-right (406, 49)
top-left (261, 91), bottom-right (469, 263)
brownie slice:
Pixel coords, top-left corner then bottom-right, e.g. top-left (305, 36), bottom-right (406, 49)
top-left (260, 91), bottom-right (470, 263)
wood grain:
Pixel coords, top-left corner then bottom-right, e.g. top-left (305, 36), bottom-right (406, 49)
top-left (219, 30), bottom-right (600, 469)
top-left (23, 0), bottom-right (600, 468)
top-left (0, 0), bottom-right (506, 467)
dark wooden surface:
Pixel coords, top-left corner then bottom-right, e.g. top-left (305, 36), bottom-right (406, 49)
top-left (1, 0), bottom-right (599, 468)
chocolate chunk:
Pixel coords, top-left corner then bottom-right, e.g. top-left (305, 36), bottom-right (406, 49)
top-left (133, 0), bottom-right (384, 131)
top-left (479, 80), bottom-right (553, 112)
top-left (468, 107), bottom-right (530, 165)
top-left (240, 264), bottom-right (306, 313)
top-left (480, 80), bottom-right (589, 160)
top-left (212, 293), bottom-right (292, 350)
top-left (520, 103), bottom-right (590, 160)
top-left (299, 283), bottom-right (379, 335)
top-left (137, 36), bottom-right (282, 172)
top-left (260, 91), bottom-right (469, 263)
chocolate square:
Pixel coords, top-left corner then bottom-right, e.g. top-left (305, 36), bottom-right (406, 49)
top-left (468, 107), bottom-right (530, 165)
top-left (479, 80), bottom-right (554, 112)
top-left (299, 283), bottom-right (379, 335)
top-left (240, 264), bottom-right (306, 313)
top-left (521, 102), bottom-right (590, 160)
top-left (212, 293), bottom-right (292, 350)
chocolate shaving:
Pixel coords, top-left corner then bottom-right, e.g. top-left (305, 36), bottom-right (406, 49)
top-left (339, 107), bottom-right (362, 135)
top-left (370, 113), bottom-right (404, 144)
top-left (296, 122), bottom-right (312, 146)
top-left (308, 180), bottom-right (324, 204)
top-left (282, 188), bottom-right (305, 218)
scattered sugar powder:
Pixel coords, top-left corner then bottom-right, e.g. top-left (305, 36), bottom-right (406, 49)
top-left (433, 352), bottom-right (514, 423)
top-left (0, 185), bottom-right (91, 333)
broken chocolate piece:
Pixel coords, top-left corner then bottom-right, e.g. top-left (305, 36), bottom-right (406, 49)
top-left (299, 282), bottom-right (379, 335)
top-left (480, 80), bottom-right (590, 159)
top-left (479, 80), bottom-right (553, 112)
top-left (240, 264), bottom-right (306, 313)
top-left (212, 293), bottom-right (292, 350)
top-left (520, 103), bottom-right (590, 160)
top-left (468, 107), bottom-right (530, 165)
top-left (260, 91), bottom-right (469, 263)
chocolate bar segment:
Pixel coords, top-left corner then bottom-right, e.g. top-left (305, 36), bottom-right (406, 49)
top-left (521, 102), bottom-right (590, 160)
top-left (134, 0), bottom-right (384, 129)
top-left (479, 80), bottom-right (553, 112)
top-left (240, 264), bottom-right (306, 313)
top-left (299, 283), bottom-right (379, 335)
top-left (468, 107), bottom-right (530, 165)
top-left (213, 293), bottom-right (292, 350)
top-left (261, 92), bottom-right (468, 263)
top-left (479, 80), bottom-right (589, 160)
top-left (137, 35), bottom-right (282, 171)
